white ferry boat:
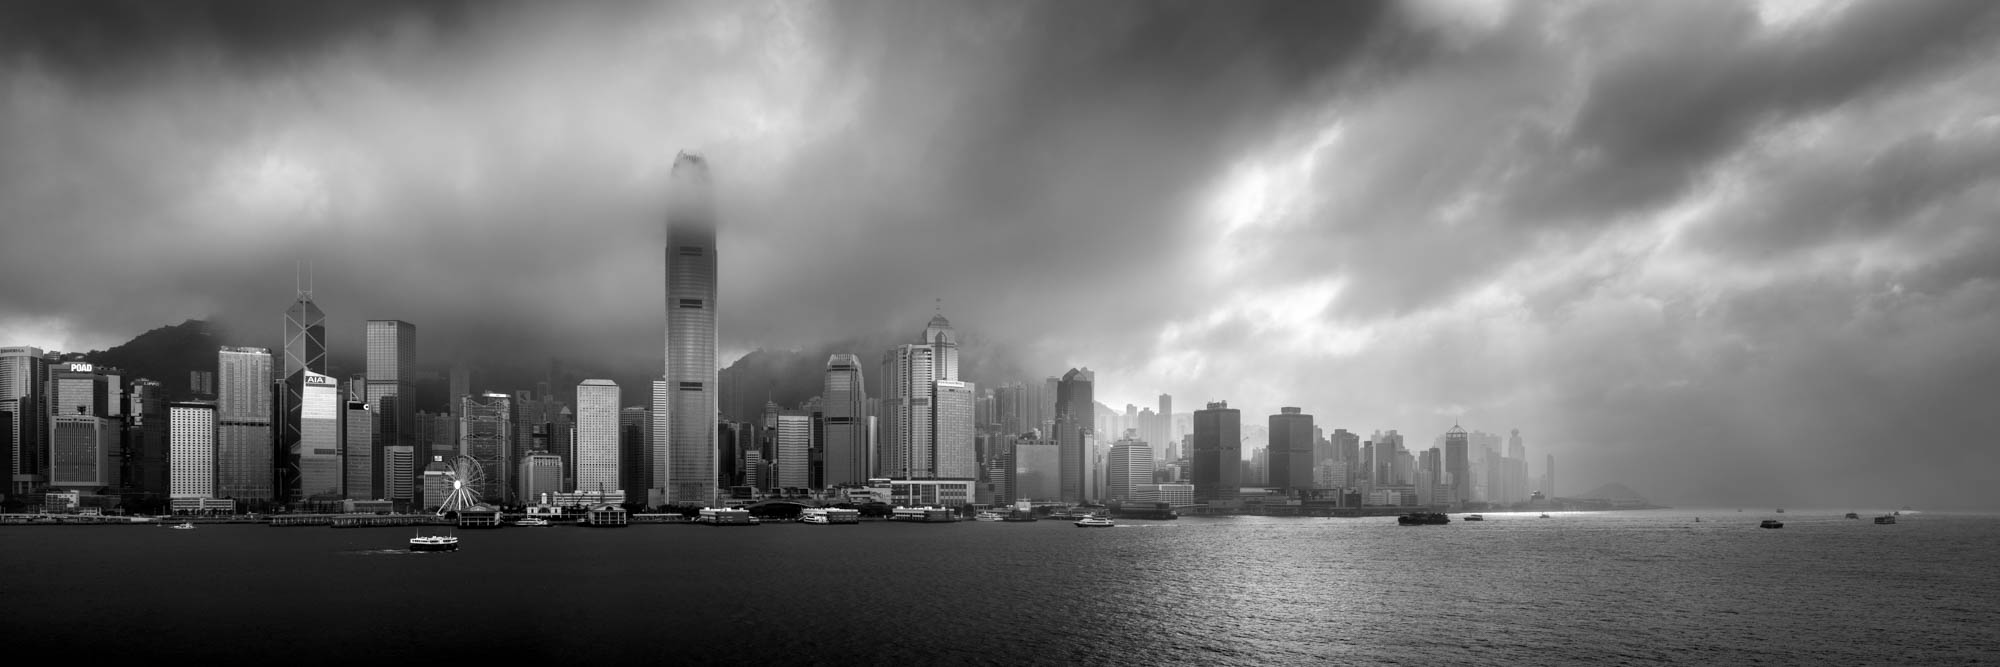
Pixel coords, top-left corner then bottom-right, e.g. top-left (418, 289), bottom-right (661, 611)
top-left (1074, 516), bottom-right (1115, 528)
top-left (170, 522), bottom-right (196, 530)
top-left (974, 511), bottom-right (1004, 522)
top-left (800, 507), bottom-right (861, 524)
top-left (409, 533), bottom-right (460, 551)
top-left (515, 517), bottom-right (549, 527)
top-left (696, 507), bottom-right (757, 526)
top-left (889, 506), bottom-right (960, 523)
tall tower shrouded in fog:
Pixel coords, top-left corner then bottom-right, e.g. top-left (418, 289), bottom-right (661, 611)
top-left (663, 152), bottom-right (718, 506)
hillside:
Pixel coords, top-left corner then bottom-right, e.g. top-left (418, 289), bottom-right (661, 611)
top-left (78, 319), bottom-right (222, 402)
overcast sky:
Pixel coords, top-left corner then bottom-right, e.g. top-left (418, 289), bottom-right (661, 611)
top-left (4, 0), bottom-right (1998, 509)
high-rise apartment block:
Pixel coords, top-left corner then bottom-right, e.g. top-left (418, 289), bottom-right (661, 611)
top-left (169, 402), bottom-right (216, 499)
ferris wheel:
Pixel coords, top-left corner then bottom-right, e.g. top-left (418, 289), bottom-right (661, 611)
top-left (434, 455), bottom-right (486, 516)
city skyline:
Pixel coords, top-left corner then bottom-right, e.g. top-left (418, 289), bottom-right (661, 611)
top-left (3, 1), bottom-right (2000, 509)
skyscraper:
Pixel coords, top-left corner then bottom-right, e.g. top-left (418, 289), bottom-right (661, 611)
top-left (216, 347), bottom-right (273, 503)
top-left (1445, 424), bottom-right (1469, 508)
top-left (664, 152), bottom-right (718, 506)
top-left (459, 392), bottom-right (513, 505)
top-left (169, 402), bottom-right (216, 499)
top-left (822, 354), bottom-right (869, 487)
top-left (1055, 368), bottom-right (1094, 503)
top-left (1268, 407), bottom-right (1315, 495)
top-left (123, 378), bottom-right (172, 504)
top-left (48, 362), bottom-right (121, 491)
top-left (933, 379), bottom-right (976, 479)
top-left (365, 320), bottom-right (415, 500)
top-left (343, 400), bottom-right (372, 499)
top-left (879, 314), bottom-right (977, 481)
top-left (2, 346), bottom-right (48, 493)
top-left (1192, 401), bottom-right (1241, 504)
top-left (296, 371), bottom-right (342, 502)
top-left (278, 282), bottom-right (326, 504)
top-left (619, 406), bottom-right (649, 497)
top-left (575, 379), bottom-right (620, 496)
top-left (1107, 432), bottom-right (1155, 502)
top-left (881, 343), bottom-right (936, 479)
top-left (1158, 393), bottom-right (1173, 458)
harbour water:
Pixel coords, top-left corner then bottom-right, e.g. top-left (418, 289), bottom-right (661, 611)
top-left (6, 509), bottom-right (1997, 664)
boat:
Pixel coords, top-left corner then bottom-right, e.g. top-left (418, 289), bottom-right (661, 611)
top-left (170, 522), bottom-right (196, 530)
top-left (1538, 513), bottom-right (1550, 518)
top-left (888, 506), bottom-right (960, 523)
top-left (800, 507), bottom-right (860, 525)
top-left (1844, 513), bottom-right (1859, 520)
top-left (1694, 517), bottom-right (1702, 523)
top-left (974, 511), bottom-right (1004, 522)
top-left (1397, 512), bottom-right (1451, 525)
top-left (1760, 520), bottom-right (1784, 529)
top-left (1074, 515), bottom-right (1115, 527)
top-left (409, 533), bottom-right (460, 551)
top-left (695, 507), bottom-right (757, 526)
top-left (1874, 515), bottom-right (1896, 525)
top-left (1001, 511), bottom-right (1039, 522)
top-left (1462, 514), bottom-right (1485, 521)
top-left (515, 517), bottom-right (549, 527)
top-left (1776, 508), bottom-right (1785, 513)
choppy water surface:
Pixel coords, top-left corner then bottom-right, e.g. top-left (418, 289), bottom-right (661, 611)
top-left (6, 509), bottom-right (1997, 664)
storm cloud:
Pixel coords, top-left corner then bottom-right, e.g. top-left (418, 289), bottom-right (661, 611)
top-left (4, 0), bottom-right (1999, 509)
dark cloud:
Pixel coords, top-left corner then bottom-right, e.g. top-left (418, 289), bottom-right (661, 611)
top-left (4, 1), bottom-right (2000, 508)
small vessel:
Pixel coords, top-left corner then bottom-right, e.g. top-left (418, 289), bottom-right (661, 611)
top-left (1760, 520), bottom-right (1784, 529)
top-left (1462, 514), bottom-right (1485, 522)
top-left (1874, 515), bottom-right (1896, 525)
top-left (515, 517), bottom-right (549, 527)
top-left (1844, 513), bottom-right (1859, 520)
top-left (1397, 512), bottom-right (1451, 525)
top-left (696, 507), bottom-right (757, 526)
top-left (170, 522), bottom-right (196, 530)
top-left (974, 511), bottom-right (1004, 522)
top-left (1694, 517), bottom-right (1702, 523)
top-left (1538, 513), bottom-right (1551, 519)
top-left (409, 533), bottom-right (460, 551)
top-left (1074, 515), bottom-right (1115, 528)
top-left (800, 507), bottom-right (860, 525)
top-left (889, 506), bottom-right (960, 523)
top-left (1775, 508), bottom-right (1785, 513)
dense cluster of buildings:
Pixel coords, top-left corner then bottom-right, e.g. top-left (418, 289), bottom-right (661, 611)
top-left (1, 152), bottom-right (1558, 516)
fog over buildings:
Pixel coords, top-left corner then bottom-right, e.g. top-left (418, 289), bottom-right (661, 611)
top-left (3, 1), bottom-right (2000, 509)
